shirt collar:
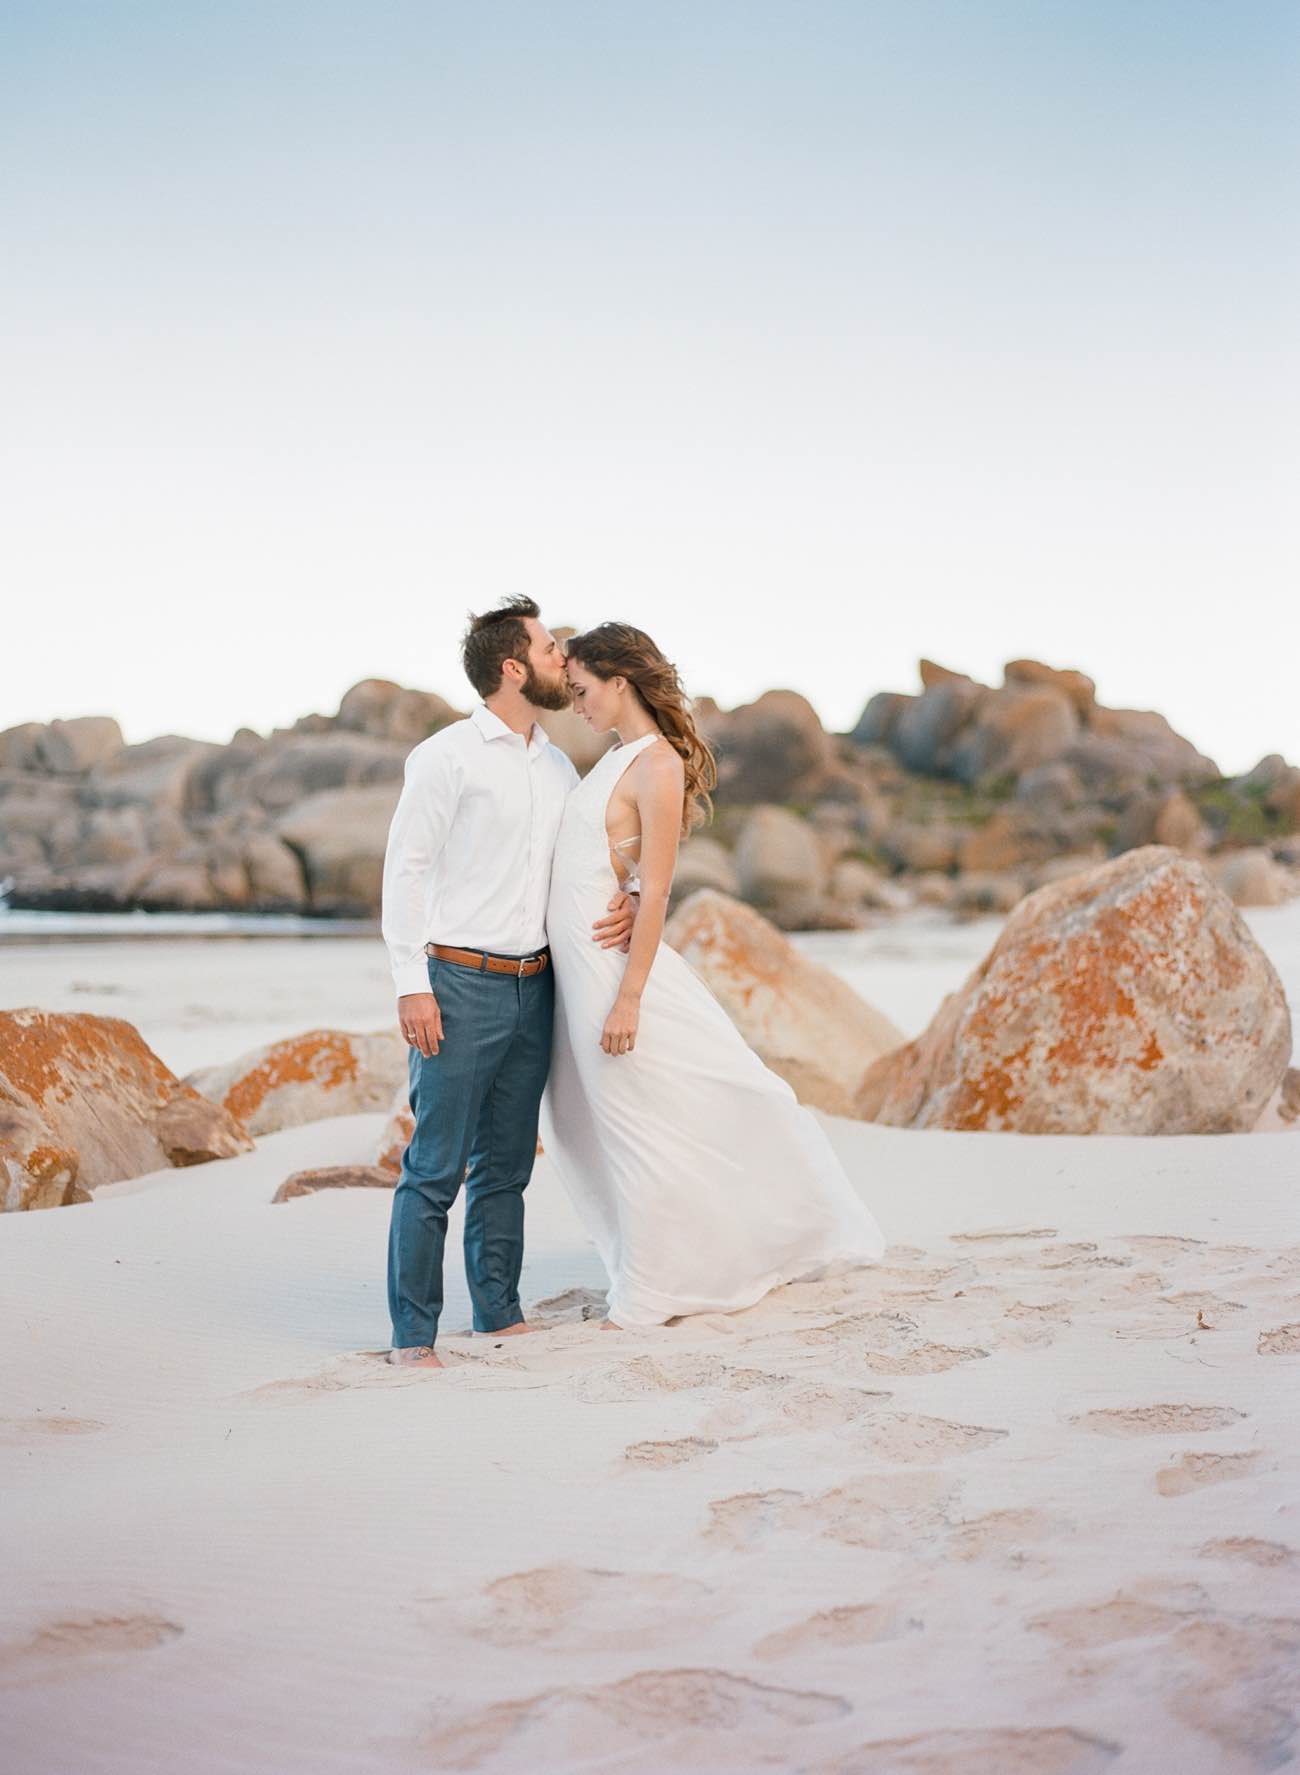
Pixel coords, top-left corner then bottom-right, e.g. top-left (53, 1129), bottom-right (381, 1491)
top-left (470, 701), bottom-right (552, 751)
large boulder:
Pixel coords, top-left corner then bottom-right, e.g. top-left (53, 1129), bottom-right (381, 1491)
top-left (0, 724), bottom-right (46, 772)
top-left (0, 1011), bottom-right (253, 1209)
top-left (849, 692), bottom-right (913, 749)
top-left (670, 835), bottom-right (741, 901)
top-left (241, 833), bottom-right (307, 906)
top-left (949, 687), bottom-right (1080, 786)
top-left (276, 783), bottom-right (400, 912)
top-left (665, 889), bottom-right (905, 1115)
top-left (37, 717), bottom-right (126, 775)
top-left (892, 681), bottom-right (982, 775)
top-left (857, 847), bottom-right (1291, 1133)
top-left (187, 1029), bottom-right (408, 1136)
top-left (88, 735), bottom-right (221, 815)
top-left (710, 690), bottom-right (834, 804)
top-left (335, 679), bottom-right (461, 746)
top-left (733, 806), bottom-right (827, 928)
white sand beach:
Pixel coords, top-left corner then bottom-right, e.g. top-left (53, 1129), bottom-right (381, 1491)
top-left (2, 912), bottom-right (1298, 1773)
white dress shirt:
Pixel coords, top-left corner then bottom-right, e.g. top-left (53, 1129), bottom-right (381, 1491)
top-left (382, 701), bottom-right (580, 998)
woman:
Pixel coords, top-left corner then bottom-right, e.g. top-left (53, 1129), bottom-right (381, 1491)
top-left (538, 622), bottom-right (886, 1328)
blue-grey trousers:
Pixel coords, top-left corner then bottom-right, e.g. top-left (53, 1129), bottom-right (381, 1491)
top-left (386, 952), bottom-right (554, 1348)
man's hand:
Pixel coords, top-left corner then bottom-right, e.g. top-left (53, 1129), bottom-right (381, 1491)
top-left (592, 890), bottom-right (638, 953)
top-left (399, 991), bottom-right (444, 1057)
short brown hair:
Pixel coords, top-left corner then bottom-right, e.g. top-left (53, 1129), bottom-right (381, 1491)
top-left (461, 596), bottom-right (540, 698)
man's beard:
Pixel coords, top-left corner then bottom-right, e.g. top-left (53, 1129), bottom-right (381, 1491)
top-left (521, 660), bottom-right (573, 712)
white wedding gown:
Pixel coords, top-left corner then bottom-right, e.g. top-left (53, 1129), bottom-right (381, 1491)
top-left (538, 730), bottom-right (887, 1327)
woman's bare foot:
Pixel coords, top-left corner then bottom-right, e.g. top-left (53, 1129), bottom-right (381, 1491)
top-left (599, 1318), bottom-right (622, 1331)
top-left (386, 1345), bottom-right (444, 1369)
top-left (488, 1322), bottom-right (542, 1337)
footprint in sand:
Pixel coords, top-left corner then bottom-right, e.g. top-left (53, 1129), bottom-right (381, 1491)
top-left (1258, 1322), bottom-right (1300, 1354)
top-left (862, 1411), bottom-right (1007, 1464)
top-left (865, 1342), bottom-right (989, 1375)
top-left (0, 1416), bottom-right (106, 1445)
top-left (440, 1565), bottom-right (718, 1653)
top-left (1197, 1536), bottom-right (1300, 1569)
top-left (415, 1668), bottom-right (849, 1770)
top-left (998, 1299), bottom-right (1075, 1349)
top-left (943, 1507), bottom-right (1059, 1565)
top-left (1071, 1403), bottom-right (1247, 1437)
top-left (808, 1724), bottom-right (1121, 1774)
top-left (786, 1309), bottom-right (986, 1375)
top-left (1015, 1242), bottom-right (1132, 1273)
top-left (1029, 1591), bottom-right (1191, 1648)
top-left (0, 1615), bottom-right (182, 1684)
top-left (753, 1600), bottom-right (919, 1661)
top-left (624, 1436), bottom-right (719, 1468)
top-left (706, 1471), bottom-right (958, 1554)
top-left (572, 1354), bottom-right (785, 1404)
top-left (1155, 1450), bottom-right (1264, 1496)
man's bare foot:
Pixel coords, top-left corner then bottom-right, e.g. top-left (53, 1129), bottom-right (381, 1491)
top-left (387, 1345), bottom-right (444, 1368)
top-left (487, 1322), bottom-right (541, 1337)
top-left (599, 1318), bottom-right (622, 1331)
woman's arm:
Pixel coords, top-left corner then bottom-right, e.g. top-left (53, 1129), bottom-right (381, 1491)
top-left (601, 744), bottom-right (684, 1054)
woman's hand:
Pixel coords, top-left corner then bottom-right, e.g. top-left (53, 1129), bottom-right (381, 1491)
top-left (601, 993), bottom-right (640, 1056)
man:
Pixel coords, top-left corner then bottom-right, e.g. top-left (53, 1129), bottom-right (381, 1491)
top-left (382, 597), bottom-right (635, 1369)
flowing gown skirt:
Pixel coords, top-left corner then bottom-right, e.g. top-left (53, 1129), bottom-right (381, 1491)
top-left (538, 732), bottom-right (887, 1327)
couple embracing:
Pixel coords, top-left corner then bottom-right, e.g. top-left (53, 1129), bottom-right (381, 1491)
top-left (382, 597), bottom-right (886, 1367)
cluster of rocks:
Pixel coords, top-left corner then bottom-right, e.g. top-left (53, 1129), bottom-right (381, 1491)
top-left (0, 681), bottom-right (460, 916)
top-left (2, 659), bottom-right (1298, 925)
top-left (4, 845), bottom-right (1292, 1211)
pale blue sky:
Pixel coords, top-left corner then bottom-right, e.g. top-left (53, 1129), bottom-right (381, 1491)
top-left (3, 1), bottom-right (1296, 770)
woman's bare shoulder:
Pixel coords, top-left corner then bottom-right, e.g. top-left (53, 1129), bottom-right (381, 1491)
top-left (636, 737), bottom-right (685, 784)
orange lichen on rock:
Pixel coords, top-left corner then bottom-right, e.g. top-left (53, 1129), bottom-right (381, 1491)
top-left (1, 1010), bottom-right (253, 1210)
top-left (857, 847), bottom-right (1291, 1135)
top-left (187, 1029), bottom-right (407, 1136)
top-left (221, 1031), bottom-right (363, 1127)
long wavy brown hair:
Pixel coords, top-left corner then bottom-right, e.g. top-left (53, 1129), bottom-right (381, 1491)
top-left (565, 623), bottom-right (716, 835)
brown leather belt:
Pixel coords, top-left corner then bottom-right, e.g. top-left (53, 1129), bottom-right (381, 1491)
top-left (425, 942), bottom-right (550, 977)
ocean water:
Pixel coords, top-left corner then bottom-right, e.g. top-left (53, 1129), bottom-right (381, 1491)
top-left (0, 906), bottom-right (377, 942)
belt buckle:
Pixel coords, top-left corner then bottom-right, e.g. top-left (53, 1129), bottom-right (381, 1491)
top-left (517, 955), bottom-right (528, 977)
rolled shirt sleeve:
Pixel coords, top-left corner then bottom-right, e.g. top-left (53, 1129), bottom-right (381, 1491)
top-left (382, 742), bottom-right (460, 998)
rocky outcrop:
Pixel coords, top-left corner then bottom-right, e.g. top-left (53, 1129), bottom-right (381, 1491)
top-left (276, 785), bottom-right (400, 913)
top-left (853, 659), bottom-right (1218, 794)
top-left (1, 1011), bottom-right (253, 1209)
top-left (704, 690), bottom-right (835, 804)
top-left (187, 1029), bottom-right (408, 1137)
top-left (3, 661), bottom-right (1296, 931)
top-left (857, 848), bottom-right (1291, 1133)
top-left (665, 889), bottom-right (905, 1115)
